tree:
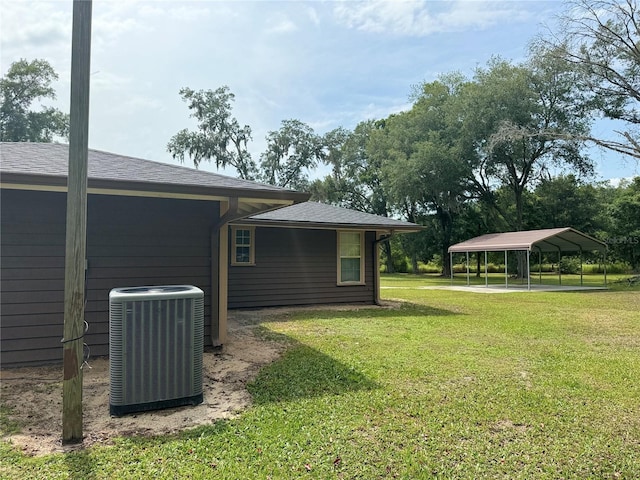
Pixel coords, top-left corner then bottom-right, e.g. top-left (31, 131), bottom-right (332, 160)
top-left (372, 76), bottom-right (474, 276)
top-left (457, 53), bottom-right (594, 277)
top-left (311, 121), bottom-right (388, 211)
top-left (532, 174), bottom-right (603, 232)
top-left (167, 86), bottom-right (257, 179)
top-left (310, 120), bottom-right (397, 272)
top-left (0, 58), bottom-right (69, 142)
top-left (547, 0), bottom-right (640, 160)
top-left (258, 119), bottom-right (325, 190)
top-left (464, 55), bottom-right (592, 232)
top-left (607, 177), bottom-right (640, 269)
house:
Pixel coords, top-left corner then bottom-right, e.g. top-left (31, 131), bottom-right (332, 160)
top-left (229, 201), bottom-right (421, 309)
top-left (0, 142), bottom-right (420, 367)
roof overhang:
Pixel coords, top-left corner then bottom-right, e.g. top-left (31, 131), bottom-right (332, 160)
top-left (233, 217), bottom-right (424, 233)
top-left (0, 172), bottom-right (310, 215)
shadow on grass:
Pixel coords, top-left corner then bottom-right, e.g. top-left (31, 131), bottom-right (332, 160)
top-left (248, 341), bottom-right (379, 405)
top-left (108, 335), bottom-right (380, 448)
top-left (56, 302), bottom-right (449, 455)
top-left (63, 449), bottom-right (97, 480)
top-left (234, 302), bottom-right (462, 329)
top-left (232, 302), bottom-right (461, 404)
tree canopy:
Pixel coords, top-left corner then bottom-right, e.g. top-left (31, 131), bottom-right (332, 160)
top-left (370, 76), bottom-right (474, 276)
top-left (258, 119), bottom-right (326, 190)
top-left (167, 86), bottom-right (257, 180)
top-left (0, 58), bottom-right (69, 142)
top-left (464, 53), bottom-right (592, 232)
top-left (548, 0), bottom-right (640, 160)
top-left (167, 8), bottom-right (640, 276)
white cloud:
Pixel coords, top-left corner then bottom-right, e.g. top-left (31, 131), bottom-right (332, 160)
top-left (90, 70), bottom-right (132, 92)
top-left (265, 15), bottom-right (298, 34)
top-left (91, 2), bottom-right (151, 52)
top-left (0, 2), bottom-right (71, 69)
top-left (307, 6), bottom-right (321, 26)
top-left (333, 0), bottom-right (533, 36)
top-left (605, 177), bottom-right (637, 187)
top-left (115, 94), bottom-right (164, 115)
top-left (0, 2), bottom-right (69, 45)
top-left (167, 6), bottom-right (211, 22)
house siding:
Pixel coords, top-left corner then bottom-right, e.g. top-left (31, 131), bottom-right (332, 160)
top-left (228, 227), bottom-right (376, 309)
top-left (1, 189), bottom-right (218, 367)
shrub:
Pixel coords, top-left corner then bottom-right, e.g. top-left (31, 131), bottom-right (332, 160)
top-left (393, 257), bottom-right (409, 273)
top-left (417, 262), bottom-right (441, 274)
top-left (583, 262), bottom-right (632, 274)
top-left (486, 263), bottom-right (504, 273)
top-left (559, 257), bottom-right (582, 274)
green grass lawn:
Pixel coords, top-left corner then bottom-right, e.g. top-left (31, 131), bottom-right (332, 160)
top-left (2, 274), bottom-right (639, 479)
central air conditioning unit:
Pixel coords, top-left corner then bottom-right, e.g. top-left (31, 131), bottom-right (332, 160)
top-left (109, 285), bottom-right (204, 416)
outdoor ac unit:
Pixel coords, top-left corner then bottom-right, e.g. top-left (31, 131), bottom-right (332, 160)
top-left (109, 285), bottom-right (204, 416)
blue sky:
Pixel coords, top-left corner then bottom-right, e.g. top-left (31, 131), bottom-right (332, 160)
top-left (2, 0), bottom-right (638, 183)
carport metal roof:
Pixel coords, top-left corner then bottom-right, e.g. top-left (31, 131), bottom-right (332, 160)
top-left (448, 227), bottom-right (608, 291)
top-left (448, 227), bottom-right (607, 254)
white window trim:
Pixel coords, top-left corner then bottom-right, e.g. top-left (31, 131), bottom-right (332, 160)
top-left (231, 225), bottom-right (255, 266)
top-left (337, 230), bottom-right (365, 286)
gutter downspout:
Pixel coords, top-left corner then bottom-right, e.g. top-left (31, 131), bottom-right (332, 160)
top-left (373, 231), bottom-right (394, 306)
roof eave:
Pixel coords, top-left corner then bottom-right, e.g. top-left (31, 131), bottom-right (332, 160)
top-left (448, 244), bottom-right (532, 253)
top-left (235, 218), bottom-right (423, 232)
top-left (0, 172), bottom-right (311, 203)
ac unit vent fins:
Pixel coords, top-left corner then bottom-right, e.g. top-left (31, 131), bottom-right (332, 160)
top-left (109, 285), bottom-right (204, 416)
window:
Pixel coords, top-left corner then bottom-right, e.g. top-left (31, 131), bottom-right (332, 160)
top-left (338, 231), bottom-right (364, 285)
top-left (231, 226), bottom-right (255, 265)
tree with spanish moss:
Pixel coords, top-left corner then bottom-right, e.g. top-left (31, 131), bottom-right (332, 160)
top-left (167, 86), bottom-right (257, 180)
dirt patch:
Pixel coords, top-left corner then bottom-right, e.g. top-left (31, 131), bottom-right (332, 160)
top-left (0, 312), bottom-right (285, 456)
top-left (1, 303), bottom-right (399, 457)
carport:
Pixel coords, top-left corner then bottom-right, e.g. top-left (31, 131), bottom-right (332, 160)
top-left (447, 227), bottom-right (608, 290)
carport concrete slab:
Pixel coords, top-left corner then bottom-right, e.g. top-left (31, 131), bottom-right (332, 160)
top-left (417, 284), bottom-right (608, 294)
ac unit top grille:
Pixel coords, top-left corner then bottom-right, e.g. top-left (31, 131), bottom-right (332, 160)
top-left (110, 285), bottom-right (203, 301)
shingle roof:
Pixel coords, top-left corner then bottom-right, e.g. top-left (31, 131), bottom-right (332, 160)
top-left (448, 227), bottom-right (607, 253)
top-left (0, 142), bottom-right (308, 201)
top-left (242, 201), bottom-right (422, 231)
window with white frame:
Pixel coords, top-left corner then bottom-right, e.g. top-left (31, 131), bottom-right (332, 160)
top-left (231, 226), bottom-right (255, 265)
top-left (337, 231), bottom-right (364, 284)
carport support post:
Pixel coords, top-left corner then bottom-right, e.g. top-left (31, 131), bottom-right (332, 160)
top-left (579, 247), bottom-right (583, 286)
top-left (558, 247), bottom-right (562, 286)
top-left (484, 251), bottom-right (488, 288)
top-left (504, 251), bottom-right (508, 289)
top-left (450, 252), bottom-right (453, 285)
top-left (63, 0), bottom-right (92, 445)
top-left (538, 249), bottom-right (542, 285)
top-left (466, 251), bottom-right (470, 286)
top-left (526, 250), bottom-right (531, 291)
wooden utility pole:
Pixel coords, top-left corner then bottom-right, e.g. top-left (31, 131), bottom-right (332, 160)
top-left (62, 0), bottom-right (92, 444)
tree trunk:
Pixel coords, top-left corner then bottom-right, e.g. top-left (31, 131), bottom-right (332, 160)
top-left (383, 241), bottom-right (394, 273)
top-left (442, 243), bottom-right (452, 278)
top-left (439, 209), bottom-right (453, 277)
top-left (516, 251), bottom-right (529, 281)
top-left (514, 189), bottom-right (527, 278)
top-left (411, 254), bottom-right (419, 275)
